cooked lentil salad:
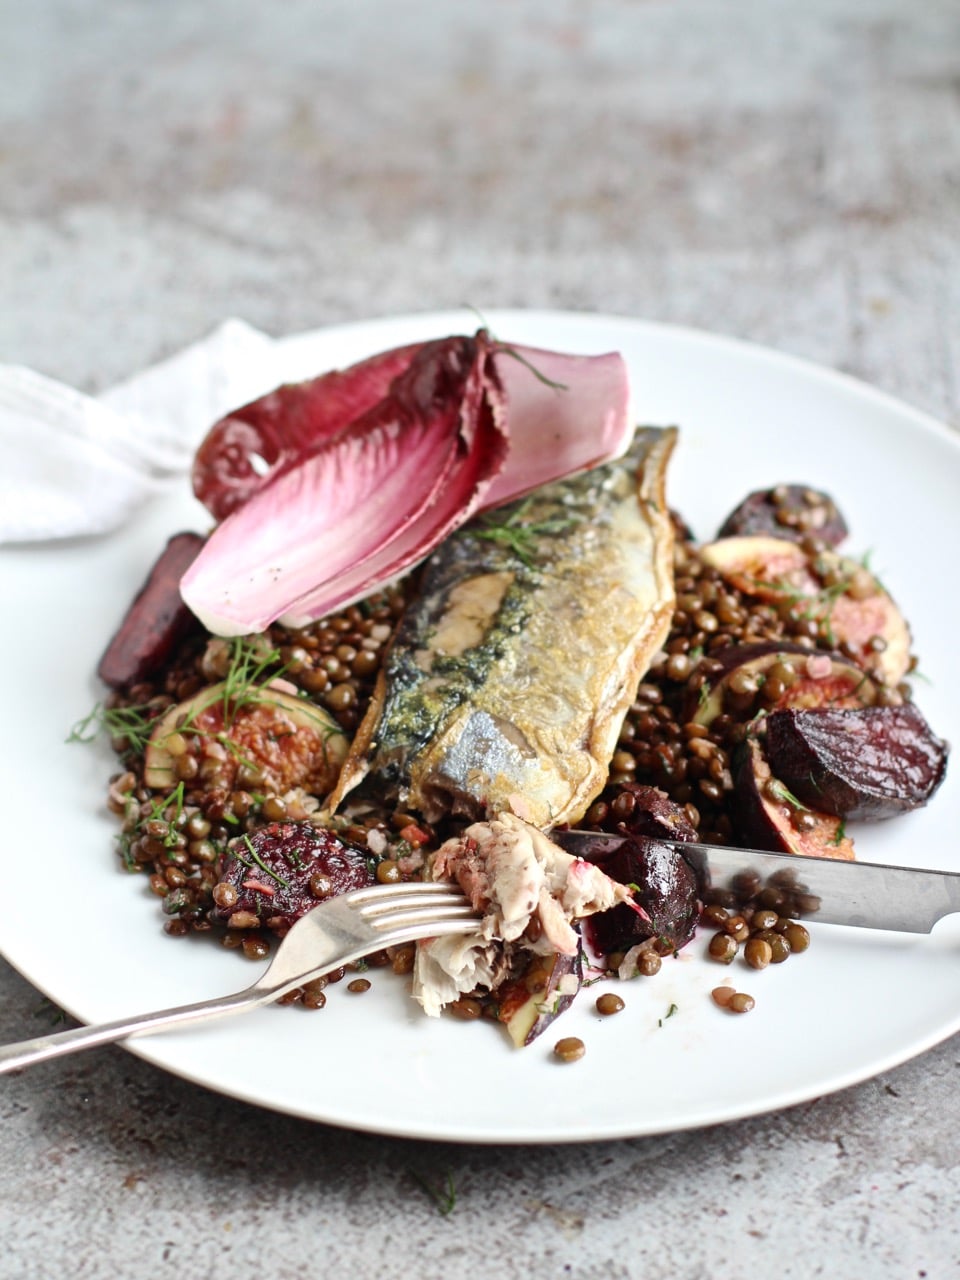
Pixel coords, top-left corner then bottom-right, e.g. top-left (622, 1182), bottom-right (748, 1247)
top-left (76, 482), bottom-right (944, 1023)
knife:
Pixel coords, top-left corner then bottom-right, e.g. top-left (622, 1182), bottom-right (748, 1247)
top-left (554, 830), bottom-right (960, 934)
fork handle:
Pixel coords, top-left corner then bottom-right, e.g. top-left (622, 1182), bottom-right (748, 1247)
top-left (0, 985), bottom-right (273, 1075)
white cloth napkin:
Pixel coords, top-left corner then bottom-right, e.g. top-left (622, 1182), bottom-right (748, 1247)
top-left (0, 319), bottom-right (281, 543)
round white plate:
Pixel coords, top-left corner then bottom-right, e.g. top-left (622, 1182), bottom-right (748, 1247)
top-left (3, 309), bottom-right (959, 1143)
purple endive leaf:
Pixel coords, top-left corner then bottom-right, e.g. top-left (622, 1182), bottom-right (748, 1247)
top-left (191, 336), bottom-right (631, 525)
top-left (181, 335), bottom-right (508, 636)
top-left (192, 341), bottom-right (424, 520)
top-left (278, 335), bottom-right (508, 628)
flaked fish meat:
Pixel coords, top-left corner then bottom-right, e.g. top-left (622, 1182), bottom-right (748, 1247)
top-left (412, 812), bottom-right (637, 1017)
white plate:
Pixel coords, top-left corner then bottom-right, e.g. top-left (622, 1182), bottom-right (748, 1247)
top-left (3, 309), bottom-right (959, 1144)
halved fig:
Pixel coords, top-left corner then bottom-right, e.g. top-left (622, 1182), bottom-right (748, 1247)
top-left (495, 947), bottom-right (583, 1048)
top-left (717, 485), bottom-right (848, 546)
top-left (763, 703), bottom-right (949, 821)
top-left (733, 738), bottom-right (855, 859)
top-left (699, 537), bottom-right (912, 686)
top-left (814, 552), bottom-right (912, 686)
top-left (213, 821), bottom-right (374, 928)
top-left (699, 536), bottom-right (819, 601)
top-left (144, 679), bottom-right (348, 794)
top-left (691, 643), bottom-right (885, 728)
top-left (98, 532), bottom-right (205, 689)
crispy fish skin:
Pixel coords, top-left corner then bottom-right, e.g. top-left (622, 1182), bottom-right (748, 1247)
top-left (329, 426), bottom-right (677, 828)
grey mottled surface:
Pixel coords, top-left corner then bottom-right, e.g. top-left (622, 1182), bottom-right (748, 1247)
top-left (2, 2), bottom-right (959, 1277)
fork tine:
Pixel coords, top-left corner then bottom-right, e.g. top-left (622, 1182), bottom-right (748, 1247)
top-left (365, 917), bottom-right (482, 951)
top-left (356, 891), bottom-right (471, 920)
top-left (362, 902), bottom-right (479, 933)
top-left (346, 880), bottom-right (468, 904)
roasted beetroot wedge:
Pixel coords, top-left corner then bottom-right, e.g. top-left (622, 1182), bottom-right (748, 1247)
top-left (763, 703), bottom-right (949, 821)
top-left (98, 532), bottom-right (205, 690)
top-left (213, 822), bottom-right (374, 930)
top-left (559, 832), bottom-right (700, 956)
top-left (733, 738), bottom-right (855, 859)
top-left (717, 485), bottom-right (848, 546)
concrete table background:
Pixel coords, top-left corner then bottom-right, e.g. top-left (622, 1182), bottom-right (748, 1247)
top-left (2, 2), bottom-right (958, 1276)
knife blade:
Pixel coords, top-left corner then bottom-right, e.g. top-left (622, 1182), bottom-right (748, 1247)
top-left (553, 830), bottom-right (960, 934)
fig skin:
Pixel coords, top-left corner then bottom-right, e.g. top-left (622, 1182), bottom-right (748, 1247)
top-left (733, 737), bottom-right (855, 860)
top-left (718, 485), bottom-right (848, 547)
top-left (763, 703), bottom-right (949, 821)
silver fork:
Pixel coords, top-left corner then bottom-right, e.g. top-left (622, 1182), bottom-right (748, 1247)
top-left (0, 882), bottom-right (480, 1074)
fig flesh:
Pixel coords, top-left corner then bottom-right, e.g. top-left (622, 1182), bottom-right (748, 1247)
top-left (691, 643), bottom-right (884, 728)
top-left (698, 536), bottom-right (912, 686)
top-left (144, 679), bottom-right (348, 795)
top-left (763, 703), bottom-right (948, 821)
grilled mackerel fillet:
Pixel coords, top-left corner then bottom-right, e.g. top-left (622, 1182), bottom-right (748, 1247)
top-left (328, 426), bottom-right (677, 828)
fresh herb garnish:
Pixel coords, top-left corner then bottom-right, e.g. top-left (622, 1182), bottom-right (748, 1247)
top-left (32, 998), bottom-right (67, 1026)
top-left (658, 1003), bottom-right (679, 1028)
top-left (67, 700), bottom-right (159, 754)
top-left (235, 834), bottom-right (290, 889)
top-left (411, 1169), bottom-right (457, 1216)
top-left (767, 779), bottom-right (808, 812)
top-left (830, 820), bottom-right (847, 847)
top-left (475, 499), bottom-right (578, 567)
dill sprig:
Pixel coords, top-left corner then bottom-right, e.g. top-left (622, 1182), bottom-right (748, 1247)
top-left (67, 700), bottom-right (160, 754)
top-left (234, 833), bottom-right (290, 888)
top-left (411, 1169), bottom-right (457, 1216)
top-left (475, 499), bottom-right (578, 567)
top-left (70, 635), bottom-right (289, 756)
top-left (766, 779), bottom-right (808, 812)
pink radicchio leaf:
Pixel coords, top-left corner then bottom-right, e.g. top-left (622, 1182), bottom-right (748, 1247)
top-left (192, 336), bottom-right (631, 524)
top-left (485, 343), bottom-right (631, 507)
top-left (192, 342), bottom-right (424, 521)
top-left (180, 334), bottom-right (508, 636)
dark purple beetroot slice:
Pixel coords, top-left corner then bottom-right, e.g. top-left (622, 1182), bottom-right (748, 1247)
top-left (718, 485), bottom-right (848, 546)
top-left (98, 532), bottom-right (205, 689)
top-left (733, 738), bottom-right (854, 859)
top-left (602, 783), bottom-right (698, 844)
top-left (561, 833), bottom-right (699, 956)
top-left (763, 703), bottom-right (949, 821)
top-left (213, 822), bottom-right (374, 927)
